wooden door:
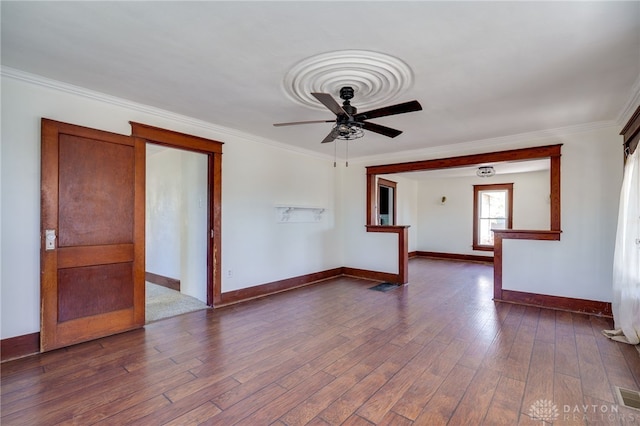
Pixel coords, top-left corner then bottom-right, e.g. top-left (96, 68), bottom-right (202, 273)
top-left (40, 119), bottom-right (145, 352)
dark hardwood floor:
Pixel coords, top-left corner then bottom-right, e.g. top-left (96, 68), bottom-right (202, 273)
top-left (2, 258), bottom-right (639, 425)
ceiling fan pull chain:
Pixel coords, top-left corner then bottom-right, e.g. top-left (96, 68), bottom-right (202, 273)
top-left (334, 139), bottom-right (337, 168)
top-left (346, 139), bottom-right (349, 167)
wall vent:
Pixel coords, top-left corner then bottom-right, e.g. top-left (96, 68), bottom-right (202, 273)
top-left (616, 386), bottom-right (640, 411)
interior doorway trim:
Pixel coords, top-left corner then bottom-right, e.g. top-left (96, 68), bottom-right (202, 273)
top-left (130, 122), bottom-right (223, 306)
top-left (365, 144), bottom-right (563, 300)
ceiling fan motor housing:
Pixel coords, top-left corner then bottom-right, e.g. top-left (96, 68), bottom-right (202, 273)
top-left (339, 87), bottom-right (357, 116)
top-left (339, 86), bottom-right (355, 100)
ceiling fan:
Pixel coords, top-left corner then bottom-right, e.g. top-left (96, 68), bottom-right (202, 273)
top-left (274, 86), bottom-right (422, 143)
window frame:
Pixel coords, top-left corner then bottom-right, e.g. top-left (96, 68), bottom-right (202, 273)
top-left (473, 183), bottom-right (513, 251)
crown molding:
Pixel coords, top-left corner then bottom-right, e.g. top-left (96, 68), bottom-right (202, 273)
top-left (0, 66), bottom-right (334, 162)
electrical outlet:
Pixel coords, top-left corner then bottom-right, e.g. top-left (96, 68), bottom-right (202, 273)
top-left (227, 269), bottom-right (233, 278)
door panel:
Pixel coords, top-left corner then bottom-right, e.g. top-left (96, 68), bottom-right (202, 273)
top-left (40, 119), bottom-right (145, 352)
top-left (58, 263), bottom-right (134, 322)
top-left (58, 134), bottom-right (134, 246)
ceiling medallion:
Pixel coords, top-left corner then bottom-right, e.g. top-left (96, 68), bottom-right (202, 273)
top-left (283, 50), bottom-right (414, 111)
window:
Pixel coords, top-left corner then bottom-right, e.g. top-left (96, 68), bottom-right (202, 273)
top-left (377, 178), bottom-right (397, 225)
top-left (473, 183), bottom-right (513, 251)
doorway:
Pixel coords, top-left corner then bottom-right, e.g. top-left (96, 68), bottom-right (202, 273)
top-left (131, 121), bottom-right (224, 307)
top-left (145, 144), bottom-right (209, 321)
top-left (377, 178), bottom-right (397, 225)
top-left (40, 120), bottom-right (223, 351)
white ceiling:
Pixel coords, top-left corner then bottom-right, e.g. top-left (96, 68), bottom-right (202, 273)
top-left (2, 1), bottom-right (639, 161)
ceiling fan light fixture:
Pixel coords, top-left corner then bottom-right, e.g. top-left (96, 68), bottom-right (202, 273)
top-left (334, 123), bottom-right (364, 140)
top-left (476, 166), bottom-right (496, 177)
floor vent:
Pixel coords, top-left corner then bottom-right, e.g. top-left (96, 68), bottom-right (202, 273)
top-left (616, 386), bottom-right (640, 411)
top-left (369, 283), bottom-right (400, 292)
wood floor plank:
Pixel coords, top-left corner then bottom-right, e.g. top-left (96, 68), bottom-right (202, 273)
top-left (553, 372), bottom-right (586, 426)
top-left (391, 338), bottom-right (464, 420)
top-left (211, 329), bottom-right (360, 410)
top-left (279, 370), bottom-right (367, 425)
top-left (521, 340), bottom-right (555, 413)
top-left (44, 356), bottom-right (202, 424)
top-left (322, 328), bottom-right (399, 377)
top-left (342, 413), bottom-right (377, 426)
top-left (318, 342), bottom-right (423, 425)
top-left (412, 364), bottom-right (477, 425)
top-left (128, 376), bottom-right (241, 425)
top-left (200, 382), bottom-right (289, 425)
top-left (1, 362), bottom-right (130, 418)
top-left (2, 258), bottom-right (635, 426)
top-left (356, 340), bottom-right (450, 424)
top-left (446, 367), bottom-right (502, 425)
top-left (619, 342), bottom-right (640, 387)
top-left (575, 333), bottom-right (616, 403)
top-left (483, 375), bottom-right (526, 425)
top-left (535, 307), bottom-right (556, 344)
top-left (164, 372), bottom-right (240, 403)
top-left (162, 401), bottom-right (221, 426)
top-left (377, 411), bottom-right (414, 426)
top-left (228, 371), bottom-right (335, 425)
top-left (55, 371), bottom-right (196, 425)
top-left (555, 331), bottom-right (580, 378)
top-left (91, 394), bottom-right (172, 424)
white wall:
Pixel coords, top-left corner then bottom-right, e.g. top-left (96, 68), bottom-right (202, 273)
top-left (502, 127), bottom-right (623, 302)
top-left (146, 147), bottom-right (183, 281)
top-left (340, 165), bottom-right (398, 274)
top-left (179, 150), bottom-right (208, 301)
top-left (415, 169), bottom-right (549, 255)
top-left (146, 146), bottom-right (208, 302)
top-left (221, 138), bottom-right (342, 291)
top-left (0, 73), bottom-right (341, 339)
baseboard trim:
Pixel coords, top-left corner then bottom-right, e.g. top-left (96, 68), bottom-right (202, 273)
top-left (342, 267), bottom-right (398, 283)
top-left (1, 332), bottom-right (40, 362)
top-left (219, 266), bottom-right (397, 306)
top-left (497, 289), bottom-right (613, 317)
top-left (415, 251), bottom-right (494, 264)
top-left (145, 272), bottom-right (180, 291)
top-left (220, 268), bottom-right (344, 306)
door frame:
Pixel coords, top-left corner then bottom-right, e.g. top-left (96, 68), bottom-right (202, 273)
top-left (130, 122), bottom-right (223, 306)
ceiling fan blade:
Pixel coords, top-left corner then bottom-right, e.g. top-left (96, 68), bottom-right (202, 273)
top-left (321, 129), bottom-right (338, 143)
top-left (273, 119), bottom-right (334, 127)
top-left (362, 121), bottom-right (403, 138)
top-left (354, 100), bottom-right (422, 121)
top-left (311, 92), bottom-right (349, 116)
